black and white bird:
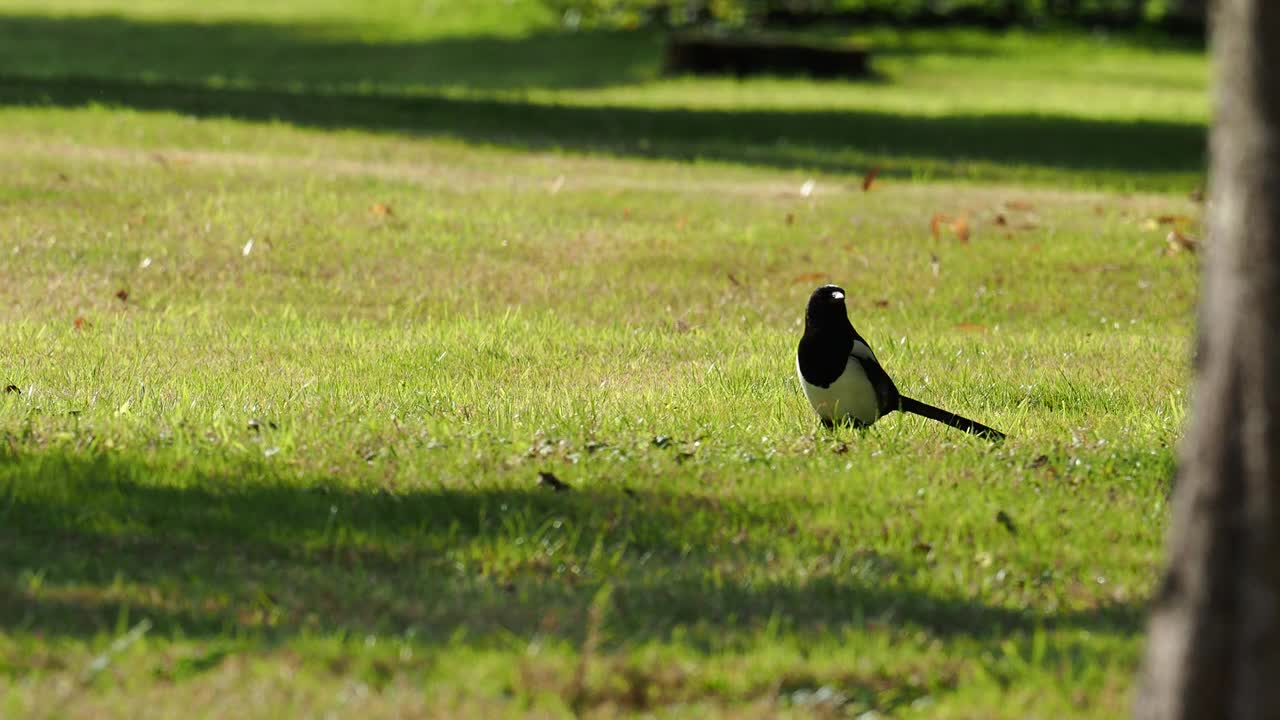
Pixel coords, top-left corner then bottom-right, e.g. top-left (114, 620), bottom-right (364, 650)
top-left (796, 284), bottom-right (1005, 440)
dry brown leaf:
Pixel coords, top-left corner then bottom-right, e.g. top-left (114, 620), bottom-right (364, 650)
top-left (955, 322), bottom-right (989, 333)
top-left (952, 214), bottom-right (971, 244)
top-left (793, 272), bottom-right (826, 284)
top-left (73, 316), bottom-right (89, 330)
top-left (369, 203), bottom-right (394, 217)
top-left (115, 289), bottom-right (129, 302)
top-left (861, 166), bottom-right (881, 192)
top-left (873, 299), bottom-right (890, 309)
top-left (1166, 229), bottom-right (1198, 255)
top-left (993, 213), bottom-right (1008, 226)
top-left (929, 213), bottom-right (948, 241)
top-left (1155, 214), bottom-right (1194, 226)
top-left (1004, 200), bottom-right (1035, 211)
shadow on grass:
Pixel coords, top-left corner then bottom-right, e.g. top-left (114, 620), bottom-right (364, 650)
top-left (0, 14), bottom-right (664, 91)
top-left (0, 14), bottom-right (1205, 186)
top-left (0, 451), bottom-right (1144, 651)
top-left (0, 73), bottom-right (1204, 186)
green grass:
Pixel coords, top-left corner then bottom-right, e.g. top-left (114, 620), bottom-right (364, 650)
top-left (0, 1), bottom-right (1206, 190)
top-left (0, 1), bottom-right (1204, 717)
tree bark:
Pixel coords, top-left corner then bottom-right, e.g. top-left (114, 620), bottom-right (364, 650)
top-left (1136, 1), bottom-right (1280, 718)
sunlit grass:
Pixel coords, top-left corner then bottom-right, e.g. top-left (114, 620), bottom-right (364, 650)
top-left (0, 1), bottom-right (1204, 717)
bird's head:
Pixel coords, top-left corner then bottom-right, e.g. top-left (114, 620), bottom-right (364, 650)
top-left (804, 284), bottom-right (852, 330)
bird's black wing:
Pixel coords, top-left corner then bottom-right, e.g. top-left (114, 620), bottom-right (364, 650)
top-left (849, 339), bottom-right (901, 418)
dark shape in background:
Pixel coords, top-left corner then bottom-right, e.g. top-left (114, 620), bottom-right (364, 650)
top-left (546, 0), bottom-right (1207, 35)
top-left (662, 33), bottom-right (872, 78)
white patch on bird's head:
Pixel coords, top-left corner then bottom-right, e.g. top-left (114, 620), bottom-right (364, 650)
top-left (831, 290), bottom-right (844, 300)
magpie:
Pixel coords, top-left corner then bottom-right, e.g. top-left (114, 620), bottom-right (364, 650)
top-left (796, 284), bottom-right (1005, 440)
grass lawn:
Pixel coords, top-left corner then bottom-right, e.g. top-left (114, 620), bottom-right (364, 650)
top-left (0, 1), bottom-right (1204, 717)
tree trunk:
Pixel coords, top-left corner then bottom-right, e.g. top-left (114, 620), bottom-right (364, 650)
top-left (1136, 1), bottom-right (1280, 718)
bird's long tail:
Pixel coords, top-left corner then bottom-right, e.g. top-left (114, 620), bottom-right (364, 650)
top-left (899, 396), bottom-right (1005, 441)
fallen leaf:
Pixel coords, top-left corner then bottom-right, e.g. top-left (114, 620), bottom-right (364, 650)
top-left (955, 322), bottom-right (989, 333)
top-left (3, 385), bottom-right (19, 394)
top-left (1165, 229), bottom-right (1198, 255)
top-left (993, 213), bottom-right (1008, 226)
top-left (369, 202), bottom-right (394, 217)
top-left (952, 214), bottom-right (971, 244)
top-left (929, 213), bottom-right (948, 241)
top-left (537, 471), bottom-right (570, 492)
top-left (1156, 214), bottom-right (1193, 225)
top-left (1004, 200), bottom-right (1035, 211)
top-left (793, 271), bottom-right (826, 284)
top-left (115, 289), bottom-right (129, 302)
top-left (873, 299), bottom-right (890, 309)
top-left (861, 166), bottom-right (880, 192)
top-left (73, 316), bottom-right (89, 330)
top-left (996, 510), bottom-right (1017, 535)
top-left (622, 208), bottom-right (631, 219)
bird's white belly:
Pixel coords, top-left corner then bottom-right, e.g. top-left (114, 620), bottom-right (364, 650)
top-left (797, 356), bottom-right (880, 425)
